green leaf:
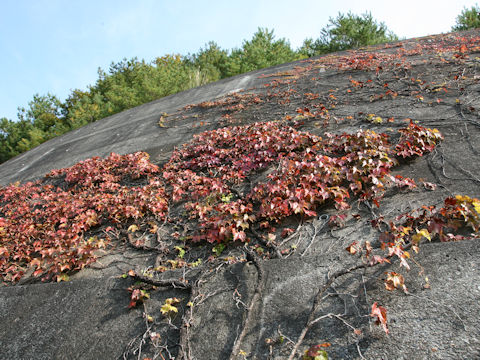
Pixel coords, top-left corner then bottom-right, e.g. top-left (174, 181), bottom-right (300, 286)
top-left (221, 193), bottom-right (233, 203)
top-left (212, 243), bottom-right (225, 256)
top-left (175, 246), bottom-right (186, 259)
top-left (161, 297), bottom-right (180, 316)
top-left (57, 273), bottom-right (70, 282)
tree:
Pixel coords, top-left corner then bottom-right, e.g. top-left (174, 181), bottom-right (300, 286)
top-left (63, 90), bottom-right (109, 129)
top-left (92, 55), bottom-right (207, 115)
top-left (452, 4), bottom-right (480, 31)
top-left (187, 41), bottom-right (229, 81)
top-left (225, 28), bottom-right (300, 77)
top-left (302, 12), bottom-right (398, 56)
top-left (0, 117), bottom-right (31, 162)
top-left (17, 93), bottom-right (66, 137)
top-left (0, 94), bottom-right (71, 162)
top-left (297, 38), bottom-right (317, 58)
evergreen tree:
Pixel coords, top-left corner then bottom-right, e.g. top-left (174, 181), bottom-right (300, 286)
top-left (452, 4), bottom-right (480, 31)
top-left (302, 12), bottom-right (398, 56)
top-left (225, 28), bottom-right (300, 77)
top-left (187, 41), bottom-right (229, 81)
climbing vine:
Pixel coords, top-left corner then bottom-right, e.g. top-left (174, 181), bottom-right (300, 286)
top-left (1, 30), bottom-right (479, 360)
top-left (0, 152), bottom-right (168, 283)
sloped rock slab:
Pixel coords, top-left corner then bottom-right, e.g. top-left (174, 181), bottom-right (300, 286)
top-left (1, 30), bottom-right (480, 360)
top-left (1, 239), bottom-right (478, 359)
top-left (0, 275), bottom-right (186, 359)
top-left (186, 239), bottom-right (480, 359)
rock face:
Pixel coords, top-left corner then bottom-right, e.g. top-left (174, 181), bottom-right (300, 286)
top-left (1, 30), bottom-right (479, 360)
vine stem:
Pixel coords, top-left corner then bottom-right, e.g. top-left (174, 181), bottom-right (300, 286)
top-left (287, 242), bottom-right (412, 360)
top-left (132, 273), bottom-right (191, 290)
top-left (229, 246), bottom-right (265, 359)
top-left (176, 277), bottom-right (202, 360)
top-left (287, 263), bottom-right (366, 360)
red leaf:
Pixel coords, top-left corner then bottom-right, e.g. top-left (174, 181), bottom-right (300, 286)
top-left (281, 228), bottom-right (294, 238)
top-left (370, 302), bottom-right (389, 334)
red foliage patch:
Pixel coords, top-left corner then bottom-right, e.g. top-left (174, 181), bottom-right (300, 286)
top-left (165, 121), bottom-right (442, 242)
top-left (0, 120), bottom-right (444, 283)
top-left (0, 152), bottom-right (168, 283)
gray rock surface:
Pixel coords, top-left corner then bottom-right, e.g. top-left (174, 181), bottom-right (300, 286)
top-left (1, 30), bottom-right (479, 359)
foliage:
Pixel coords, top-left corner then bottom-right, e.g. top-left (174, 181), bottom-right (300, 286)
top-left (0, 117), bottom-right (32, 162)
top-left (1, 27), bottom-right (477, 289)
top-left (185, 41), bottom-right (229, 81)
top-left (97, 55), bottom-right (209, 114)
top-left (0, 18), bottom-right (400, 163)
top-left (63, 90), bottom-right (111, 130)
top-left (0, 152), bottom-right (167, 283)
top-left (300, 12), bottom-right (398, 56)
top-left (344, 194), bottom-right (480, 334)
top-left (0, 94), bottom-right (68, 162)
top-left (0, 115), bottom-right (444, 284)
top-left (128, 287), bottom-right (150, 309)
top-left (17, 93), bottom-right (65, 135)
top-left (370, 302), bottom-right (389, 334)
top-left (452, 4), bottom-right (480, 31)
top-left (162, 119), bottom-right (442, 244)
top-left (160, 297), bottom-right (181, 316)
top-left (303, 343), bottom-right (330, 359)
top-left (3, 30), bottom-right (477, 289)
top-left (395, 121), bottom-right (444, 158)
top-left (378, 195), bottom-right (480, 259)
top-left (225, 28), bottom-right (300, 77)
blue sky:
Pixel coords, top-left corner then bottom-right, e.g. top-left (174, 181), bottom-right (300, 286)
top-left (1, 0), bottom-right (478, 121)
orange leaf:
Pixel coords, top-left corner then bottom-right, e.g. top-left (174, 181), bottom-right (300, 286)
top-left (384, 271), bottom-right (407, 292)
top-left (345, 241), bottom-right (359, 255)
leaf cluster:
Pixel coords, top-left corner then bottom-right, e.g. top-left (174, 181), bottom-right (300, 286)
top-left (0, 152), bottom-right (168, 283)
top-left (348, 194), bottom-right (479, 305)
top-left (383, 194), bottom-right (480, 252)
top-left (0, 118), bottom-right (445, 284)
top-left (164, 120), bottom-right (442, 244)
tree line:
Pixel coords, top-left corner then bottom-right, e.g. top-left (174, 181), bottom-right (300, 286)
top-left (1, 8), bottom-right (478, 163)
